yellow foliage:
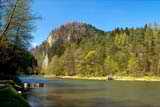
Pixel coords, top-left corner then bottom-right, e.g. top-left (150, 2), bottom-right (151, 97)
top-left (105, 56), bottom-right (119, 73)
top-left (85, 50), bottom-right (96, 60)
top-left (127, 55), bottom-right (138, 72)
top-left (114, 33), bottom-right (128, 47)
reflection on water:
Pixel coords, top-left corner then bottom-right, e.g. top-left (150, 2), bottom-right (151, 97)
top-left (28, 79), bottom-right (160, 107)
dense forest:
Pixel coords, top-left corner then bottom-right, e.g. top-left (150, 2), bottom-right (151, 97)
top-left (33, 22), bottom-right (160, 77)
top-left (1, 0), bottom-right (160, 78)
top-left (0, 0), bottom-right (37, 80)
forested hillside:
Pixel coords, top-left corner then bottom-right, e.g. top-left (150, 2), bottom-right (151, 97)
top-left (33, 22), bottom-right (160, 77)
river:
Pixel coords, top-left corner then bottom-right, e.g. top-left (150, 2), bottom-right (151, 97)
top-left (27, 79), bottom-right (160, 107)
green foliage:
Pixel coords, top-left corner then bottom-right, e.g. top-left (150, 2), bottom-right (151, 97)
top-left (127, 55), bottom-right (139, 75)
top-left (105, 56), bottom-right (119, 74)
top-left (114, 33), bottom-right (128, 48)
top-left (35, 22), bottom-right (160, 77)
top-left (2, 0), bottom-right (37, 49)
top-left (46, 55), bottom-right (65, 76)
top-left (0, 39), bottom-right (37, 80)
top-left (0, 0), bottom-right (38, 80)
top-left (0, 86), bottom-right (30, 107)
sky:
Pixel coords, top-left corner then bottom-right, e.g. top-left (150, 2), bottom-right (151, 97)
top-left (32, 0), bottom-right (160, 47)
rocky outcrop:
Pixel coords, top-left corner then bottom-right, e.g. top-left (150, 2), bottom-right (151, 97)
top-left (33, 22), bottom-right (105, 68)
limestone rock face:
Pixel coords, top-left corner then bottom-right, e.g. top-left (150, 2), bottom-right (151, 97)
top-left (42, 54), bottom-right (49, 69)
top-left (47, 33), bottom-right (56, 47)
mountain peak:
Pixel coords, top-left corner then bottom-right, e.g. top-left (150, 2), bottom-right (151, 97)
top-left (47, 22), bottom-right (104, 47)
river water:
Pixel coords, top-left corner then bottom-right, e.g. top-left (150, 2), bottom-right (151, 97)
top-left (27, 79), bottom-right (160, 107)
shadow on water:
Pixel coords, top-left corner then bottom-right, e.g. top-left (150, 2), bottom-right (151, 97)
top-left (27, 79), bottom-right (160, 107)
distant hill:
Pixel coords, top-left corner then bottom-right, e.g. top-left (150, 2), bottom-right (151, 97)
top-left (32, 22), bottom-right (106, 69)
top-left (33, 22), bottom-right (160, 77)
top-left (47, 22), bottom-right (105, 46)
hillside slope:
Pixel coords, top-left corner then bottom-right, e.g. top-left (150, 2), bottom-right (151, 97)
top-left (33, 23), bottom-right (160, 77)
top-left (33, 22), bottom-right (106, 70)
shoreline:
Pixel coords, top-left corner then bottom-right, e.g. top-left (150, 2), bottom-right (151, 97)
top-left (44, 75), bottom-right (160, 81)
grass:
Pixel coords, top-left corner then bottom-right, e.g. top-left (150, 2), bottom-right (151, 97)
top-left (0, 85), bottom-right (30, 107)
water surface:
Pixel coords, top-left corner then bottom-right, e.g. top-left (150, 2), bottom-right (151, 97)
top-left (28, 79), bottom-right (160, 107)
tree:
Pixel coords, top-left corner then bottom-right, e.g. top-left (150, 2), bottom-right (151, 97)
top-left (35, 22), bottom-right (160, 77)
top-left (62, 44), bottom-right (77, 76)
top-left (0, 39), bottom-right (37, 80)
top-left (0, 0), bottom-right (38, 79)
top-left (1, 0), bottom-right (37, 49)
top-left (47, 55), bottom-right (65, 76)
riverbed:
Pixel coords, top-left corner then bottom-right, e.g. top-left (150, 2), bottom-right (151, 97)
top-left (27, 79), bottom-right (160, 107)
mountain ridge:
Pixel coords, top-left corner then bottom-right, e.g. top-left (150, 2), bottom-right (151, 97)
top-left (32, 22), bottom-right (106, 68)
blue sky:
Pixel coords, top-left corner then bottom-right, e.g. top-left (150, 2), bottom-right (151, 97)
top-left (32, 0), bottom-right (160, 47)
